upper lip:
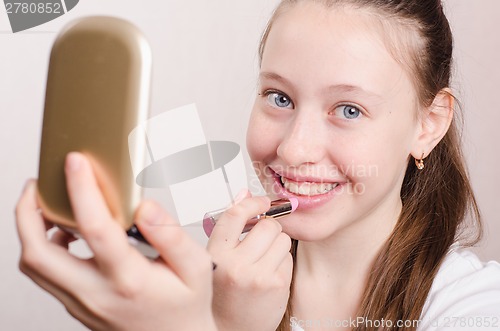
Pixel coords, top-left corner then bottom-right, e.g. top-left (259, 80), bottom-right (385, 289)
top-left (271, 167), bottom-right (344, 184)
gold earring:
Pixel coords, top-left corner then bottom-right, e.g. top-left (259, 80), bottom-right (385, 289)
top-left (415, 153), bottom-right (425, 170)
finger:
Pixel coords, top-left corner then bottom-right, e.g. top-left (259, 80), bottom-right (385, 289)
top-left (254, 232), bottom-right (292, 271)
top-left (232, 188), bottom-right (252, 204)
top-left (207, 195), bottom-right (271, 250)
top-left (273, 251), bottom-right (294, 286)
top-left (16, 180), bottom-right (49, 251)
top-left (136, 200), bottom-right (213, 290)
top-left (279, 251), bottom-right (294, 278)
top-left (19, 235), bottom-right (99, 295)
top-left (64, 152), bottom-right (139, 274)
top-left (16, 180), bottom-right (69, 252)
top-left (202, 189), bottom-right (251, 238)
top-left (16, 180), bottom-right (103, 293)
top-left (236, 219), bottom-right (283, 263)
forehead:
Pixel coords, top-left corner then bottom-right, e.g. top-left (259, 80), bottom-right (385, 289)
top-left (261, 2), bottom-right (415, 98)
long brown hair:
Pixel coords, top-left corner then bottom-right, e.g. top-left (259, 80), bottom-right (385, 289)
top-left (258, 1), bottom-right (482, 330)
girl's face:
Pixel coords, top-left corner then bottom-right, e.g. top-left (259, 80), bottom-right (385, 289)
top-left (247, 3), bottom-right (422, 242)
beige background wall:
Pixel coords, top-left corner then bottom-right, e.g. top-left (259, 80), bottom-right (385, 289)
top-left (1, 1), bottom-right (498, 330)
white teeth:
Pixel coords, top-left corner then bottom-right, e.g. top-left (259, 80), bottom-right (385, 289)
top-left (298, 185), bottom-right (309, 195)
top-left (281, 177), bottom-right (339, 196)
top-left (289, 182), bottom-right (299, 193)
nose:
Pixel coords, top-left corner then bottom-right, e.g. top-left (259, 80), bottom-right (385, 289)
top-left (277, 109), bottom-right (327, 167)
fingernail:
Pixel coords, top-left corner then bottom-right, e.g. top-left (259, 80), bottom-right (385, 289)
top-left (66, 153), bottom-right (82, 172)
top-left (23, 179), bottom-right (35, 193)
top-left (260, 195), bottom-right (271, 204)
top-left (233, 188), bottom-right (249, 204)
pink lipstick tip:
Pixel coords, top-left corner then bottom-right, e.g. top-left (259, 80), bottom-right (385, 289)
top-left (290, 198), bottom-right (299, 212)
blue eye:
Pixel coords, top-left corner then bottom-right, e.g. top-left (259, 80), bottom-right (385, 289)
top-left (335, 105), bottom-right (362, 119)
top-left (266, 92), bottom-right (293, 109)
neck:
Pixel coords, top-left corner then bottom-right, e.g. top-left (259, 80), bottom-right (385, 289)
top-left (293, 195), bottom-right (402, 317)
top-left (296, 210), bottom-right (397, 282)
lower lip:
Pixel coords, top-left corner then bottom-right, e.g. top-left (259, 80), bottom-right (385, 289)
top-left (271, 174), bottom-right (344, 210)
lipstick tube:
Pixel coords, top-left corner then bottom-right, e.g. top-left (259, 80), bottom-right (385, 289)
top-left (202, 198), bottom-right (298, 237)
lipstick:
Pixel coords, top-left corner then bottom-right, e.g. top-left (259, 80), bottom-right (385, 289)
top-left (203, 198), bottom-right (299, 237)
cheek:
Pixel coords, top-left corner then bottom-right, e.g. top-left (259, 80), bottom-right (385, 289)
top-left (382, 111), bottom-right (418, 165)
top-left (246, 109), bottom-right (282, 162)
top-left (349, 117), bottom-right (416, 195)
top-left (336, 119), bottom-right (414, 185)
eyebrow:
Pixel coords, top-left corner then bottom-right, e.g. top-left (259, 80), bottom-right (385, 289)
top-left (259, 71), bottom-right (383, 99)
top-left (259, 72), bottom-right (294, 88)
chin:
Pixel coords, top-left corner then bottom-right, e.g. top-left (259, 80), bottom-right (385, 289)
top-left (278, 216), bottom-right (339, 242)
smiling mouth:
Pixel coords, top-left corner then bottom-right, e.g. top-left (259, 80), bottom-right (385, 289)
top-left (280, 176), bottom-right (339, 196)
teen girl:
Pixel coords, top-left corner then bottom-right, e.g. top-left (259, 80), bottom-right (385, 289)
top-left (16, 0), bottom-right (500, 330)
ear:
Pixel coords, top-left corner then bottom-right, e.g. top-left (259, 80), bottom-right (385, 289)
top-left (411, 88), bottom-right (454, 160)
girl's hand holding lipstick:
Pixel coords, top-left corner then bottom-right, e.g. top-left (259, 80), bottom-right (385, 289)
top-left (206, 189), bottom-right (294, 331)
